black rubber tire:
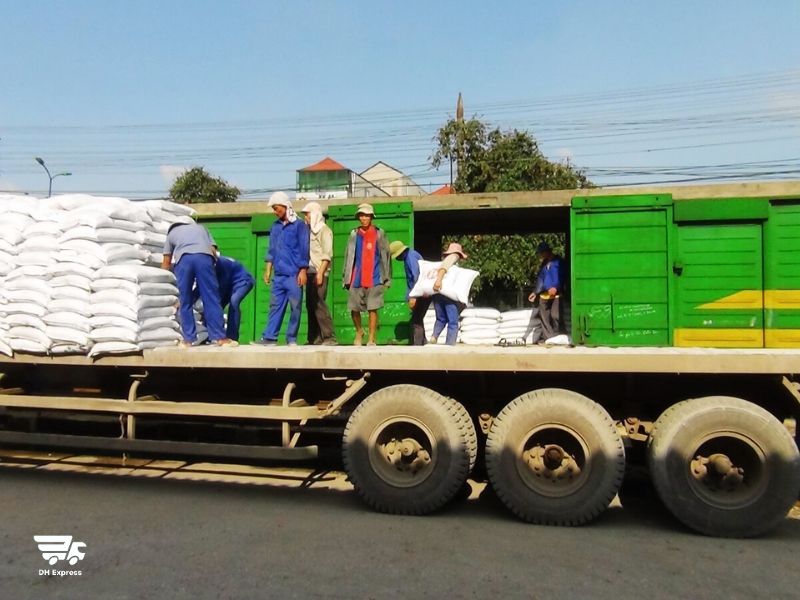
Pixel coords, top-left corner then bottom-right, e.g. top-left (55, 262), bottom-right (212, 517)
top-left (648, 396), bottom-right (800, 538)
top-left (342, 384), bottom-right (477, 515)
top-left (485, 388), bottom-right (625, 525)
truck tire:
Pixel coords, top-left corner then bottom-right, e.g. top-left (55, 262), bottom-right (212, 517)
top-left (342, 384), bottom-right (477, 515)
top-left (485, 388), bottom-right (625, 525)
top-left (648, 396), bottom-right (800, 537)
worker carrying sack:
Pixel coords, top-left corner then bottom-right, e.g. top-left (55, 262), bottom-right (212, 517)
top-left (409, 260), bottom-right (479, 305)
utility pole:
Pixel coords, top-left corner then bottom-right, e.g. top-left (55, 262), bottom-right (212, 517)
top-left (35, 157), bottom-right (71, 197)
top-left (452, 92), bottom-right (464, 190)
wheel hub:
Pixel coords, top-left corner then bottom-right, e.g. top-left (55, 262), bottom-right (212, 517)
top-left (515, 425), bottom-right (590, 498)
top-left (368, 417), bottom-right (437, 488)
top-left (383, 437), bottom-right (432, 476)
top-left (691, 453), bottom-right (745, 490)
top-left (524, 444), bottom-right (582, 483)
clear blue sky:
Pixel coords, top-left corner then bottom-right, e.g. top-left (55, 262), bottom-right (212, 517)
top-left (1, 0), bottom-right (799, 197)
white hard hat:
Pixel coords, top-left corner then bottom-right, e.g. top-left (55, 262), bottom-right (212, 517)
top-left (268, 191), bottom-right (290, 207)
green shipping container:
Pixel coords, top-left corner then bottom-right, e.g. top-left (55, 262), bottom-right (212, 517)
top-left (570, 195), bottom-right (673, 346)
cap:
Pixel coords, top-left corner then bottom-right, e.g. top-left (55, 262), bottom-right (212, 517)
top-left (267, 191), bottom-right (290, 207)
top-left (443, 242), bottom-right (468, 260)
top-left (355, 203), bottom-right (375, 216)
top-left (389, 240), bottom-right (408, 260)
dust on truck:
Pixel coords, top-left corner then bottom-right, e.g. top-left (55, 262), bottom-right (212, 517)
top-left (2, 182), bottom-right (800, 538)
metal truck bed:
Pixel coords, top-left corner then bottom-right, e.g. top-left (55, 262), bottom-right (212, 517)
top-left (1, 345), bottom-right (799, 374)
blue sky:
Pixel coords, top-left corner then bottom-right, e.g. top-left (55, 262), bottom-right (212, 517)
top-left (1, 1), bottom-right (799, 197)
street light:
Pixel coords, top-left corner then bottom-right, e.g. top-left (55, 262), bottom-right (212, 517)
top-left (34, 157), bottom-right (71, 197)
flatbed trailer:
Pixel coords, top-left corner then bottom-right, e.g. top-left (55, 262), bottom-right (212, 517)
top-left (1, 345), bottom-right (799, 538)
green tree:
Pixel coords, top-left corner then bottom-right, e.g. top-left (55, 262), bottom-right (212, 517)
top-left (169, 167), bottom-right (240, 204)
top-left (430, 117), bottom-right (592, 193)
top-left (430, 117), bottom-right (591, 307)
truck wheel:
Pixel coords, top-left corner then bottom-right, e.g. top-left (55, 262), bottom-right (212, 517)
top-left (342, 385), bottom-right (477, 515)
top-left (485, 389), bottom-right (625, 525)
top-left (648, 396), bottom-right (800, 537)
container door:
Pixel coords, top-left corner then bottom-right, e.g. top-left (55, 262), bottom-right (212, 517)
top-left (571, 208), bottom-right (671, 346)
top-left (673, 223), bottom-right (764, 347)
top-left (202, 219), bottom-right (258, 344)
top-left (764, 201), bottom-right (800, 347)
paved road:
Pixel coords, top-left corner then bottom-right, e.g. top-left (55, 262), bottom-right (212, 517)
top-left (1, 456), bottom-right (798, 600)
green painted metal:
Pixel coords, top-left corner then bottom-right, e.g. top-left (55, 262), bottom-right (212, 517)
top-left (571, 201), bottom-right (671, 346)
top-left (673, 223), bottom-right (764, 344)
top-left (328, 202), bottom-right (414, 344)
top-left (572, 194), bottom-right (672, 210)
top-left (765, 201), bottom-right (800, 334)
top-left (673, 198), bottom-right (769, 223)
top-left (199, 219), bottom-right (258, 344)
top-left (250, 213), bottom-right (273, 233)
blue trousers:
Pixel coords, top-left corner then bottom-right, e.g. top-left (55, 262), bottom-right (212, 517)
top-left (175, 254), bottom-right (226, 343)
top-left (433, 295), bottom-right (460, 345)
top-left (225, 279), bottom-right (254, 341)
top-left (262, 274), bottom-right (302, 343)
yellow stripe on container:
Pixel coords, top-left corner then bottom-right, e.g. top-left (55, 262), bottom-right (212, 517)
top-left (674, 328), bottom-right (763, 348)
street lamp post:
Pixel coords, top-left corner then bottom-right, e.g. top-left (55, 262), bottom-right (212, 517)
top-left (34, 157), bottom-right (71, 197)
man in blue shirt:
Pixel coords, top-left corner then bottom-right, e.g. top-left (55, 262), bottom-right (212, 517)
top-left (528, 241), bottom-right (565, 343)
top-left (212, 255), bottom-right (255, 341)
top-left (255, 192), bottom-right (309, 346)
top-left (162, 220), bottom-right (235, 347)
top-left (390, 240), bottom-right (430, 345)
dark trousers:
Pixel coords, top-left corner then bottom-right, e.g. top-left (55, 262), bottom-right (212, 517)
top-left (306, 273), bottom-right (335, 344)
top-left (532, 296), bottom-right (561, 342)
top-left (410, 296), bottom-right (432, 345)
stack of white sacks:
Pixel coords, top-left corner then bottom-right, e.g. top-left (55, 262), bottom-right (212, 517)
top-left (458, 308), bottom-right (501, 345)
top-left (0, 193), bottom-right (191, 357)
top-left (497, 309), bottom-right (537, 344)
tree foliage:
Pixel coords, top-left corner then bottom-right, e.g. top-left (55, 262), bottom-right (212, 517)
top-left (430, 117), bottom-right (592, 193)
top-left (431, 117), bottom-right (591, 307)
top-left (169, 167), bottom-right (240, 204)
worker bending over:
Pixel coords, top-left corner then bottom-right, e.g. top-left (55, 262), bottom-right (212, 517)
top-left (162, 219), bottom-right (236, 348)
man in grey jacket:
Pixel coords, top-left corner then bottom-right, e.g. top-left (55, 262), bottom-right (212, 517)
top-left (342, 203), bottom-right (391, 345)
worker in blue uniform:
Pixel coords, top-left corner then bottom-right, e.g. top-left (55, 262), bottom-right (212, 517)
top-left (255, 191), bottom-right (310, 346)
top-left (528, 241), bottom-right (565, 343)
top-left (195, 254), bottom-right (255, 341)
top-left (162, 219), bottom-right (236, 347)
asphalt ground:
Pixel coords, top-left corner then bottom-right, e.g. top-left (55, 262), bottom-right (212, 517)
top-left (0, 452), bottom-right (798, 600)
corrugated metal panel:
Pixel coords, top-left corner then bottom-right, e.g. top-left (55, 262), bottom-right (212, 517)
top-left (328, 202), bottom-right (414, 344)
top-left (673, 223), bottom-right (764, 347)
top-left (765, 201), bottom-right (800, 347)
top-left (673, 198), bottom-right (769, 222)
top-left (571, 203), bottom-right (671, 346)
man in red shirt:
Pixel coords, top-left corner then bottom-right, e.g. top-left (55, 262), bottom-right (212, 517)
top-left (341, 203), bottom-right (391, 346)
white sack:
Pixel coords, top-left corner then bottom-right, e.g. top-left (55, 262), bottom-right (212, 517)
top-left (408, 260), bottom-right (479, 305)
top-left (44, 312), bottom-right (92, 332)
top-left (90, 327), bottom-right (138, 344)
top-left (46, 326), bottom-right (90, 346)
top-left (96, 265), bottom-right (176, 284)
top-left (8, 326), bottom-right (51, 346)
top-left (6, 314), bottom-right (46, 331)
top-left (461, 308), bottom-right (501, 320)
top-left (88, 341), bottom-right (139, 357)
